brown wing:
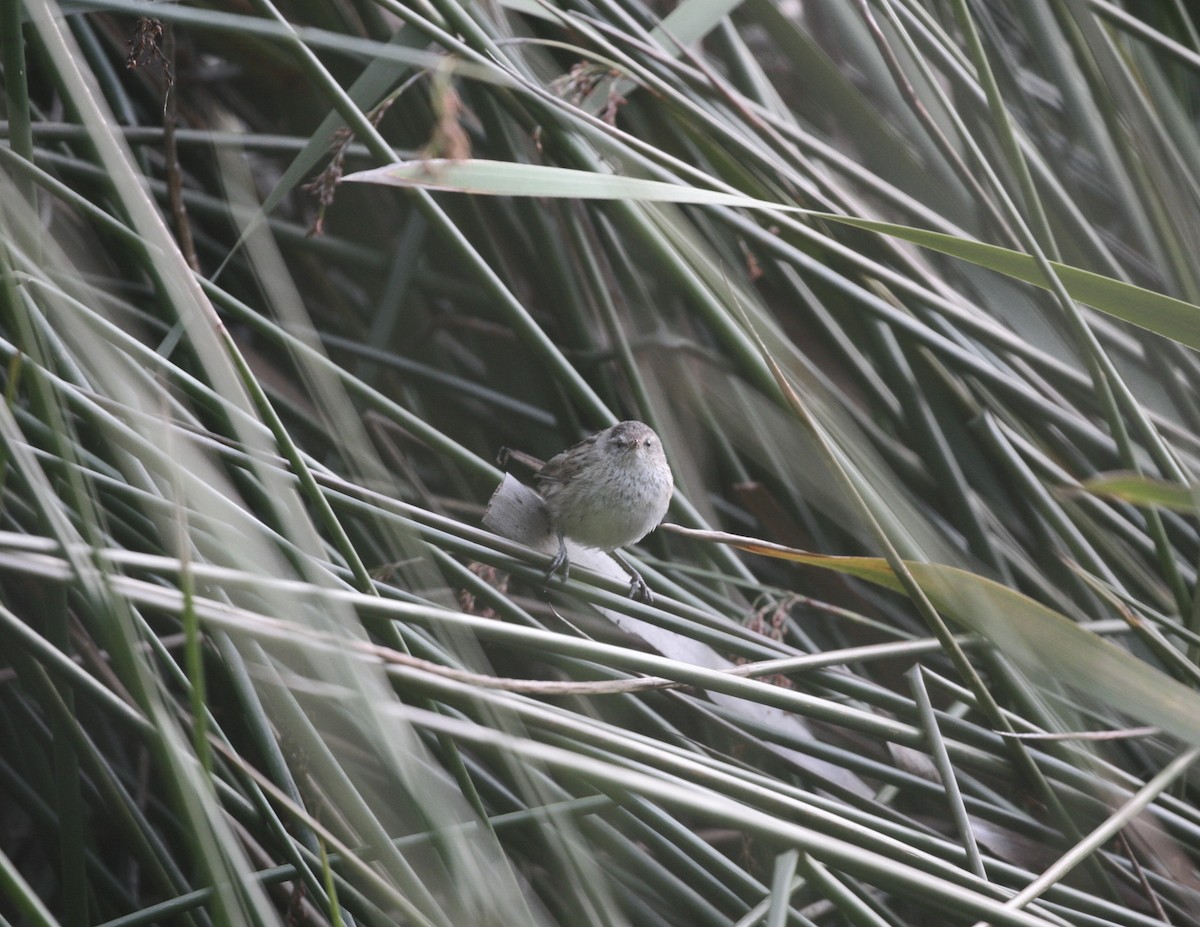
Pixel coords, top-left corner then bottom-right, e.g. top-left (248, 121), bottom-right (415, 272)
top-left (535, 433), bottom-right (597, 488)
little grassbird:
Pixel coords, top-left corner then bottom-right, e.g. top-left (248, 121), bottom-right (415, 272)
top-left (535, 420), bottom-right (673, 602)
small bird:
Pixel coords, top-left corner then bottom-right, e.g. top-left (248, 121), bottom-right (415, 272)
top-left (535, 420), bottom-right (673, 602)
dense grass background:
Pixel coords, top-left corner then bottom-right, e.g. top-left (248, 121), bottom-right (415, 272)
top-left (4, 0), bottom-right (1200, 924)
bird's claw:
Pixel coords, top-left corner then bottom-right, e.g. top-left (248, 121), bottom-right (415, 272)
top-left (546, 536), bottom-right (654, 604)
top-left (627, 570), bottom-right (653, 604)
top-left (546, 534), bottom-right (570, 584)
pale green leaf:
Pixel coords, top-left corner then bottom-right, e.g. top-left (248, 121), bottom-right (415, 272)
top-left (342, 158), bottom-right (1200, 350)
top-left (1077, 472), bottom-right (1197, 512)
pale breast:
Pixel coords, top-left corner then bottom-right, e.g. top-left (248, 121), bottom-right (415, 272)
top-left (547, 459), bottom-right (672, 551)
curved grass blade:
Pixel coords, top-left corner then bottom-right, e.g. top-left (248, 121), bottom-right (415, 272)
top-left (668, 525), bottom-right (1200, 745)
top-left (1075, 472), bottom-right (1196, 512)
top-left (343, 158), bottom-right (1200, 350)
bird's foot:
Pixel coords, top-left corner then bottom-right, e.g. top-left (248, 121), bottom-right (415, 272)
top-left (627, 570), bottom-right (653, 604)
top-left (612, 550), bottom-right (653, 604)
top-left (546, 535), bottom-right (570, 584)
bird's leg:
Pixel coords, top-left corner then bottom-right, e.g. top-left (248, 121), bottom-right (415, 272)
top-left (547, 530), bottom-right (570, 583)
top-left (611, 550), bottom-right (652, 604)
